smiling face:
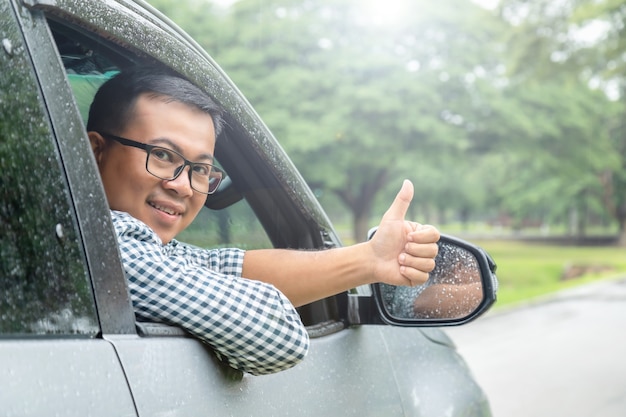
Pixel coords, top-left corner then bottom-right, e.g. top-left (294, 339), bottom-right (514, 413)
top-left (89, 94), bottom-right (216, 244)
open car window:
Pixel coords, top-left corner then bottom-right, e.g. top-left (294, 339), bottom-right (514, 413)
top-left (49, 20), bottom-right (274, 252)
top-left (45, 12), bottom-right (342, 328)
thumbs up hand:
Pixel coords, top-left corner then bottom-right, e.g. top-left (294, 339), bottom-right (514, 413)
top-left (369, 180), bottom-right (440, 287)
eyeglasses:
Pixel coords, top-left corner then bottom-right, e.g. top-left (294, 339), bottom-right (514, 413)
top-left (99, 132), bottom-right (224, 195)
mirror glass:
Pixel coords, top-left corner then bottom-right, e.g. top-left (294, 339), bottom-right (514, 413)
top-left (380, 241), bottom-right (484, 320)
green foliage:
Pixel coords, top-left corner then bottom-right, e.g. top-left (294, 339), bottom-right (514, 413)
top-left (497, 0), bottom-right (626, 241)
top-left (146, 0), bottom-right (626, 242)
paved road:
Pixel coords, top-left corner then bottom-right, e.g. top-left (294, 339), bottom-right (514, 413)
top-left (445, 277), bottom-right (626, 417)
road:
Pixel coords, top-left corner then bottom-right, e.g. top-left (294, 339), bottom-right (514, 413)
top-left (445, 276), bottom-right (626, 417)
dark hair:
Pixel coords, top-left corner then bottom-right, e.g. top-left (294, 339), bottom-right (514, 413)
top-left (86, 66), bottom-right (224, 136)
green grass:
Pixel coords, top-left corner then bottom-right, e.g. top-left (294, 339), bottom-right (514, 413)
top-left (472, 240), bottom-right (626, 308)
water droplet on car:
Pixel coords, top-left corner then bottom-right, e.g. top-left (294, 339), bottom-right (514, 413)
top-left (55, 223), bottom-right (65, 240)
top-left (2, 38), bottom-right (13, 56)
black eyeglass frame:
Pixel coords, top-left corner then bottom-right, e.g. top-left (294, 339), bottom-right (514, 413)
top-left (98, 132), bottom-right (224, 195)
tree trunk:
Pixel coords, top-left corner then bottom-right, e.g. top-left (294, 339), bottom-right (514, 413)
top-left (617, 213), bottom-right (626, 247)
top-left (353, 212), bottom-right (371, 244)
top-left (217, 209), bottom-right (231, 245)
top-left (335, 169), bottom-right (389, 243)
top-left (598, 169), bottom-right (626, 246)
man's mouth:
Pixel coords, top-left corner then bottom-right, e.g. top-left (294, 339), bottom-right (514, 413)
top-left (149, 202), bottom-right (181, 216)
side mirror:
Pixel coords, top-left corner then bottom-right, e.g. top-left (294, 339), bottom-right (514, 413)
top-left (368, 229), bottom-right (497, 326)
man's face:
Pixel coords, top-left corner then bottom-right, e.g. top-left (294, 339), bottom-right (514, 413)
top-left (90, 94), bottom-right (216, 244)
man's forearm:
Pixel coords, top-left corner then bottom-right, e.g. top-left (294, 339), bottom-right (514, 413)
top-left (242, 244), bottom-right (375, 307)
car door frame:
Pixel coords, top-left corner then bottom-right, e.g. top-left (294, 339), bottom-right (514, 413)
top-left (24, 0), bottom-right (351, 329)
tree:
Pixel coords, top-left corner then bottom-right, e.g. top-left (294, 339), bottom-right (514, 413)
top-left (147, 0), bottom-right (623, 241)
top-left (199, 0), bottom-right (511, 240)
top-left (495, 0), bottom-right (626, 241)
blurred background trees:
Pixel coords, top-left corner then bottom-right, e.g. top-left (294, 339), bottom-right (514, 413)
top-left (148, 0), bottom-right (625, 243)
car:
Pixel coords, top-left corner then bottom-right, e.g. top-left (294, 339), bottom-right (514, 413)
top-left (0, 0), bottom-right (497, 415)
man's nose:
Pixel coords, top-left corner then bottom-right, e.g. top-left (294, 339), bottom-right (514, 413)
top-left (164, 165), bottom-right (193, 196)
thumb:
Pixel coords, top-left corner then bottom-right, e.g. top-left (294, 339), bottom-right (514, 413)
top-left (382, 179), bottom-right (414, 222)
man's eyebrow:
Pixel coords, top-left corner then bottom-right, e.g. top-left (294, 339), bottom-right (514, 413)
top-left (150, 137), bottom-right (215, 162)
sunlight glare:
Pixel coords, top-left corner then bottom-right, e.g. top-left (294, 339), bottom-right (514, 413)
top-left (359, 0), bottom-right (412, 26)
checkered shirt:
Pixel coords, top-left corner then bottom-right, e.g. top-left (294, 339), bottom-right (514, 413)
top-left (111, 210), bottom-right (309, 375)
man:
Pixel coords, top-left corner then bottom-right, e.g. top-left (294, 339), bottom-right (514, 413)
top-left (86, 67), bottom-right (440, 375)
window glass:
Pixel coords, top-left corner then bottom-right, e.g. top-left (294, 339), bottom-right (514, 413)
top-left (178, 203), bottom-right (272, 250)
top-left (0, 7), bottom-right (98, 336)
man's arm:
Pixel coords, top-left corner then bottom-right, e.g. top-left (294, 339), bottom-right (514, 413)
top-left (242, 180), bottom-right (440, 307)
top-left (112, 211), bottom-right (309, 375)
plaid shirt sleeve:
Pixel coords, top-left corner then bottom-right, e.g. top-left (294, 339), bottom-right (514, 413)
top-left (110, 210), bottom-right (309, 375)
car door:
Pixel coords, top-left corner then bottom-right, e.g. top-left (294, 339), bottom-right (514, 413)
top-left (0, 2), bottom-right (137, 416)
top-left (16, 0), bottom-right (492, 415)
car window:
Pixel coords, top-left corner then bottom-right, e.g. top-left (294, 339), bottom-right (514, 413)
top-left (45, 11), bottom-right (340, 328)
top-left (178, 203), bottom-right (272, 250)
top-left (48, 20), bottom-right (274, 252)
top-left (0, 6), bottom-right (98, 336)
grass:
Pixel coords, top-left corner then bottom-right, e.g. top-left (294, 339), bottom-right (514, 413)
top-left (471, 240), bottom-right (626, 308)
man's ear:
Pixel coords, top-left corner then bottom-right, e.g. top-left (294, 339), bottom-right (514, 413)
top-left (87, 131), bottom-right (106, 165)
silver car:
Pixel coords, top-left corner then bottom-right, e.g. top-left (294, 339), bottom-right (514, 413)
top-left (0, 0), bottom-right (497, 415)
